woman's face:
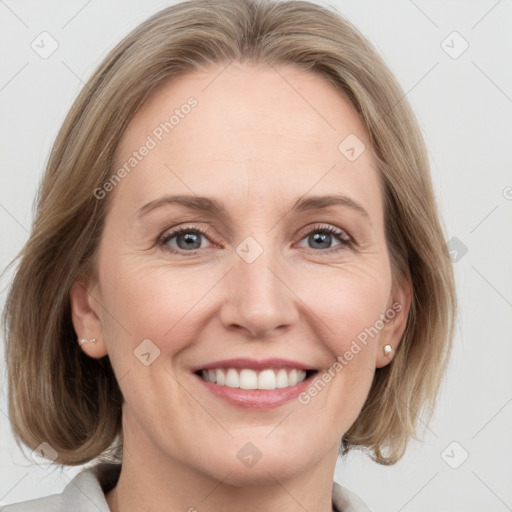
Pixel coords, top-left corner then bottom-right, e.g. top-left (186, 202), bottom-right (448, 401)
top-left (73, 62), bottom-right (409, 484)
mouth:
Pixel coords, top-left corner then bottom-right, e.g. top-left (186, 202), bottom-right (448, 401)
top-left (194, 367), bottom-right (318, 390)
top-left (191, 359), bottom-right (320, 409)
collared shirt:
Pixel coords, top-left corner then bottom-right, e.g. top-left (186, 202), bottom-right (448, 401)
top-left (1, 462), bottom-right (372, 512)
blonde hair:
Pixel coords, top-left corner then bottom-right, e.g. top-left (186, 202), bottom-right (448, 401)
top-left (2, 0), bottom-right (456, 467)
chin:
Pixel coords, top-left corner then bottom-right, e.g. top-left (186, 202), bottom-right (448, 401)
top-left (193, 442), bottom-right (321, 487)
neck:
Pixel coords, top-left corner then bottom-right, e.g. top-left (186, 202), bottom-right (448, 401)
top-left (105, 417), bottom-right (338, 512)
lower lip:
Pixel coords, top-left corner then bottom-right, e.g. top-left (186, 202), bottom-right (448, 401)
top-left (193, 372), bottom-right (317, 409)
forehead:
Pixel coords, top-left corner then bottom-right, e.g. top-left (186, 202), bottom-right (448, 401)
top-left (111, 62), bottom-right (382, 222)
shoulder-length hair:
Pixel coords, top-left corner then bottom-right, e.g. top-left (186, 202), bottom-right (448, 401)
top-left (2, 0), bottom-right (456, 466)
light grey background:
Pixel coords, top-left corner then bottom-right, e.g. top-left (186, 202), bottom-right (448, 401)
top-left (1, 1), bottom-right (511, 511)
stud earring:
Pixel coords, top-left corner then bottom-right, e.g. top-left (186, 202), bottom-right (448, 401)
top-left (383, 344), bottom-right (394, 358)
top-left (79, 338), bottom-right (96, 345)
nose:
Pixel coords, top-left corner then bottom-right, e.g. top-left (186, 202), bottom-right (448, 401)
top-left (219, 244), bottom-right (299, 339)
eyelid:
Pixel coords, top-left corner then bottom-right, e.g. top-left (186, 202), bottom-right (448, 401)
top-left (294, 224), bottom-right (356, 255)
top-left (296, 223), bottom-right (352, 243)
top-left (158, 221), bottom-right (357, 256)
top-left (158, 224), bottom-right (220, 247)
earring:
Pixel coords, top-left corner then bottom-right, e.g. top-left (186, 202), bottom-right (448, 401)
top-left (383, 344), bottom-right (394, 358)
top-left (79, 338), bottom-right (96, 345)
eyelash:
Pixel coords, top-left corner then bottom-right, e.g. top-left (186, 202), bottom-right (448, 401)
top-left (158, 223), bottom-right (354, 256)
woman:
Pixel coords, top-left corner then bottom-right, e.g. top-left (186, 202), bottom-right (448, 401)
top-left (1, 0), bottom-right (456, 510)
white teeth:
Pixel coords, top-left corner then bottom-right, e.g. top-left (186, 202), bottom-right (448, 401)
top-left (225, 368), bottom-right (239, 388)
top-left (258, 369), bottom-right (276, 390)
top-left (200, 368), bottom-right (308, 389)
top-left (276, 368), bottom-right (288, 388)
top-left (239, 369), bottom-right (258, 389)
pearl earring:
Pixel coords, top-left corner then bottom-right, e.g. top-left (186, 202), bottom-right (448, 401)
top-left (383, 344), bottom-right (394, 358)
top-left (79, 338), bottom-right (96, 345)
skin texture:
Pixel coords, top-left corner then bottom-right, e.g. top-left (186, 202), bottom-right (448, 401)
top-left (70, 62), bottom-right (410, 512)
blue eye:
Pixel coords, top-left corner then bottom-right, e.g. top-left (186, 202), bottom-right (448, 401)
top-left (159, 226), bottom-right (214, 253)
top-left (297, 224), bottom-right (353, 253)
top-left (158, 224), bottom-right (353, 255)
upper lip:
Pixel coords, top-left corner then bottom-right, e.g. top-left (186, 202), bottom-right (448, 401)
top-left (191, 358), bottom-right (316, 372)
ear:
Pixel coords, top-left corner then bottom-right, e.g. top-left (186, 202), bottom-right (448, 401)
top-left (69, 278), bottom-right (108, 359)
top-left (375, 275), bottom-right (412, 368)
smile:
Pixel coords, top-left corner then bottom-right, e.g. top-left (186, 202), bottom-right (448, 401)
top-left (191, 358), bottom-right (320, 408)
top-left (198, 368), bottom-right (314, 390)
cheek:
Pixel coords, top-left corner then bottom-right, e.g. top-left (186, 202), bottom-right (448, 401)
top-left (96, 252), bottom-right (211, 360)
top-left (308, 263), bottom-right (392, 351)
top-left (98, 253), bottom-right (392, 347)
top-left (96, 217), bottom-right (392, 367)
top-left (303, 263), bottom-right (391, 407)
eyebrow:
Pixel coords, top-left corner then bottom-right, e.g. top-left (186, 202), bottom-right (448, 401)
top-left (136, 193), bottom-right (369, 219)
